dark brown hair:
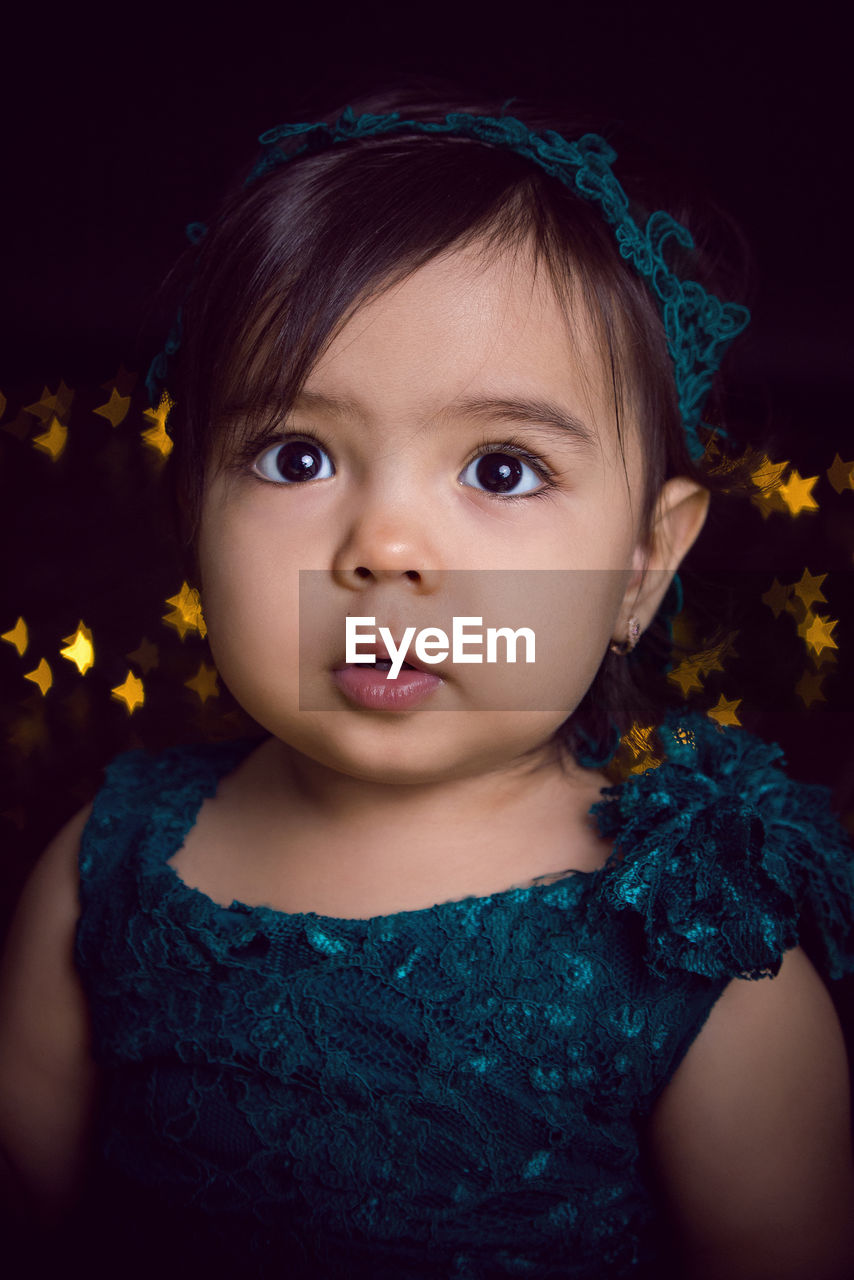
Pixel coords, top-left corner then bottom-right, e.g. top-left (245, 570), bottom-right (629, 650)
top-left (159, 86), bottom-right (758, 768)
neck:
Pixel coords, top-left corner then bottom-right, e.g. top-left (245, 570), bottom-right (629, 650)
top-left (246, 735), bottom-right (611, 887)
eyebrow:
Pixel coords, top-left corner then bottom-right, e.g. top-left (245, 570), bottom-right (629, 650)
top-left (293, 389), bottom-right (599, 454)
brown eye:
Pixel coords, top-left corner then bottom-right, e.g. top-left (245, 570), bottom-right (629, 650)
top-left (254, 439), bottom-right (334, 484)
top-left (459, 450), bottom-right (543, 496)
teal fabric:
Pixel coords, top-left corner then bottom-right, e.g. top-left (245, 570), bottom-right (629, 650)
top-left (74, 710), bottom-right (854, 1278)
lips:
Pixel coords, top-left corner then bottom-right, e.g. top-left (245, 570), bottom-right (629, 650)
top-left (330, 661), bottom-right (444, 711)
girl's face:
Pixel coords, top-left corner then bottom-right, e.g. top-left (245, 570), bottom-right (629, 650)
top-left (198, 240), bottom-right (665, 786)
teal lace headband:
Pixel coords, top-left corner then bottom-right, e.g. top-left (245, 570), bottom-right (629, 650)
top-left (146, 108), bottom-right (750, 462)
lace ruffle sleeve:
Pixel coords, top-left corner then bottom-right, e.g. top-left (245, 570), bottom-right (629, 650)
top-left (589, 711), bottom-right (854, 984)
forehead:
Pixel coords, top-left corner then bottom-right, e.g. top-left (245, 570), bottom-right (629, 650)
top-left (304, 239), bottom-right (618, 441)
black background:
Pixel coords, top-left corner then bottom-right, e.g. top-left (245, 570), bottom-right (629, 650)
top-left (1, 1), bottom-right (852, 931)
top-left (3, 4), bottom-right (850, 392)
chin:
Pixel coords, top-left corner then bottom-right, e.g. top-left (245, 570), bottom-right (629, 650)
top-left (271, 710), bottom-right (562, 787)
top-left (301, 718), bottom-right (470, 785)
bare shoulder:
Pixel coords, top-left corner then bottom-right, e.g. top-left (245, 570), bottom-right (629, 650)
top-left (0, 802), bottom-right (99, 1218)
top-left (6, 803), bottom-right (92, 928)
top-left (0, 801), bottom-right (93, 1012)
top-left (648, 946), bottom-right (854, 1279)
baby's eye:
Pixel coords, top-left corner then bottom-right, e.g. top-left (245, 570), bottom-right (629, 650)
top-left (459, 450), bottom-right (545, 496)
top-left (253, 438), bottom-right (334, 484)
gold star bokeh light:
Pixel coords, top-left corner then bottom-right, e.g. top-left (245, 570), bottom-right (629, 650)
top-left (24, 658), bottom-right (53, 696)
top-left (185, 661), bottom-right (220, 703)
top-left (791, 569), bottom-right (828, 615)
top-left (622, 723), bottom-right (657, 758)
top-left (163, 583), bottom-right (207, 640)
top-left (667, 658), bottom-right (705, 696)
top-left (111, 670), bottom-right (145, 714)
top-left (749, 456), bottom-right (822, 519)
top-left (827, 454), bottom-right (854, 495)
top-left (627, 753), bottom-right (661, 775)
top-left (94, 387), bottom-right (131, 428)
top-left (760, 577), bottom-right (790, 619)
top-left (750, 455), bottom-right (789, 489)
top-left (32, 415), bottom-right (68, 461)
top-left (24, 380), bottom-right (75, 423)
top-left (141, 418), bottom-right (173, 458)
top-left (795, 669), bottom-right (826, 709)
top-left (777, 468), bottom-right (819, 517)
top-left (667, 631), bottom-right (737, 697)
top-left (611, 722), bottom-right (668, 777)
top-left (760, 567), bottom-right (841, 673)
top-left (707, 695), bottom-right (742, 728)
top-left (2, 617), bottom-right (28, 656)
top-left (749, 455), bottom-right (790, 519)
top-left (60, 622), bottom-right (95, 675)
top-left (803, 632), bottom-right (838, 673)
top-left (799, 613), bottom-right (838, 659)
top-left (142, 391), bottom-right (174, 458)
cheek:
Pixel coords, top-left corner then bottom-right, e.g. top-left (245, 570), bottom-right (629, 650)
top-left (197, 519), bottom-right (302, 707)
top-left (421, 568), bottom-right (626, 716)
top-left (530, 570), bottom-right (626, 707)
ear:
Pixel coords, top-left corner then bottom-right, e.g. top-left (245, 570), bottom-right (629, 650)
top-left (613, 477), bottom-right (710, 645)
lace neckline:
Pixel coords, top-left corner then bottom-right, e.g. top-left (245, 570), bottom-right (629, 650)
top-left (140, 736), bottom-right (606, 934)
top-left (99, 707), bottom-right (854, 982)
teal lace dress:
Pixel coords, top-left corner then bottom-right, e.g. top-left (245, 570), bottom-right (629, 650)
top-left (73, 710), bottom-right (854, 1279)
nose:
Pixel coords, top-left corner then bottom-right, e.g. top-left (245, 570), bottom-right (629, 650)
top-left (331, 490), bottom-right (445, 595)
